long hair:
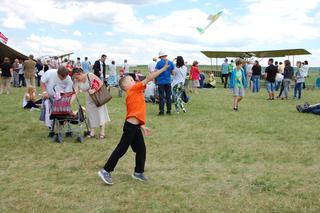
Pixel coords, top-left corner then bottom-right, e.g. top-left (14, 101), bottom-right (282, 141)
top-left (176, 56), bottom-right (184, 68)
top-left (26, 86), bottom-right (36, 101)
top-left (192, 60), bottom-right (198, 66)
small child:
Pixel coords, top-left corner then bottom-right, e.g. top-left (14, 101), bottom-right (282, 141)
top-left (230, 60), bottom-right (247, 111)
top-left (98, 60), bottom-right (169, 185)
top-left (22, 86), bottom-right (42, 110)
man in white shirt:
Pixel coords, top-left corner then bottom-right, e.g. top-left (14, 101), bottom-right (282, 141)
top-left (148, 57), bottom-right (157, 74)
top-left (40, 66), bottom-right (73, 98)
top-left (123, 59), bottom-right (130, 76)
top-left (40, 66), bottom-right (74, 138)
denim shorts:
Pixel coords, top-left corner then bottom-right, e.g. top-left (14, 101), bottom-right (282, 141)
top-left (266, 81), bottom-right (276, 93)
top-left (233, 87), bottom-right (245, 97)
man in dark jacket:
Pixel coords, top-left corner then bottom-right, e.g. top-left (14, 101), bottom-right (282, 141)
top-left (93, 54), bottom-right (107, 80)
top-left (264, 58), bottom-right (277, 100)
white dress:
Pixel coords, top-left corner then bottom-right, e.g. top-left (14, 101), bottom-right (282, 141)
top-left (78, 74), bottom-right (110, 128)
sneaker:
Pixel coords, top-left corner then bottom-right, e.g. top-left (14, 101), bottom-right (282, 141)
top-left (132, 172), bottom-right (148, 182)
top-left (304, 102), bottom-right (310, 108)
top-left (233, 107), bottom-right (238, 111)
top-left (175, 109), bottom-right (179, 114)
top-left (166, 111), bottom-right (171, 115)
top-left (158, 112), bottom-right (164, 116)
top-left (182, 108), bottom-right (186, 113)
top-left (98, 169), bottom-right (113, 185)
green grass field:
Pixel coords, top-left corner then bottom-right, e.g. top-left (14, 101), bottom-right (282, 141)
top-left (1, 84), bottom-right (320, 212)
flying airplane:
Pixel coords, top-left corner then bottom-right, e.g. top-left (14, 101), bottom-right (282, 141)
top-left (197, 11), bottom-right (224, 34)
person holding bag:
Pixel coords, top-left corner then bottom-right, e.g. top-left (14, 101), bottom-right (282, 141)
top-left (72, 68), bottom-right (111, 139)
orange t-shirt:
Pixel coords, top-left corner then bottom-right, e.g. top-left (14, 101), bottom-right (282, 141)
top-left (125, 82), bottom-right (147, 125)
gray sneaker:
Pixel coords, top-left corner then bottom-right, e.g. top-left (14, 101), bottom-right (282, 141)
top-left (98, 169), bottom-right (113, 185)
top-left (132, 172), bottom-right (148, 182)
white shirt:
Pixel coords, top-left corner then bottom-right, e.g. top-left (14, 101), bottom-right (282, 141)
top-left (246, 64), bottom-right (253, 76)
top-left (41, 69), bottom-right (73, 97)
top-left (99, 61), bottom-right (103, 75)
top-left (18, 63), bottom-right (24, 74)
top-left (171, 65), bottom-right (187, 87)
top-left (109, 64), bottom-right (116, 76)
top-left (148, 61), bottom-right (157, 73)
top-left (302, 65), bottom-right (309, 77)
top-left (123, 63), bottom-right (130, 74)
top-left (144, 81), bottom-right (155, 99)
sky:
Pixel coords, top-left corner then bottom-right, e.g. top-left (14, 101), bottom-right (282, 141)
top-left (1, 0), bottom-right (320, 66)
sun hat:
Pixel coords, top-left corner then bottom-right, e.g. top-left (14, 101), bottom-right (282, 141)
top-left (158, 51), bottom-right (168, 58)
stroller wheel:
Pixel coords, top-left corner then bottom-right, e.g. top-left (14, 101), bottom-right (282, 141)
top-left (76, 136), bottom-right (84, 143)
top-left (65, 132), bottom-right (73, 137)
top-left (55, 134), bottom-right (63, 143)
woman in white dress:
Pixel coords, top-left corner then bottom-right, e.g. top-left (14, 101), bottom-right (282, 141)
top-left (72, 68), bottom-right (110, 139)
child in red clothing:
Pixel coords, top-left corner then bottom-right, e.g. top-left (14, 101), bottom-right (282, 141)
top-left (98, 60), bottom-right (169, 185)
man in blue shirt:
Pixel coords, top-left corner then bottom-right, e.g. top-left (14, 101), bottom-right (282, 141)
top-left (155, 51), bottom-right (174, 115)
top-left (221, 58), bottom-right (229, 88)
top-left (81, 57), bottom-right (91, 73)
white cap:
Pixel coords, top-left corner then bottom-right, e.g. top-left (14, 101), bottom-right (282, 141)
top-left (158, 51), bottom-right (167, 58)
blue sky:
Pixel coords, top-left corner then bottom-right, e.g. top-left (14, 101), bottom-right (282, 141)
top-left (1, 0), bottom-right (320, 66)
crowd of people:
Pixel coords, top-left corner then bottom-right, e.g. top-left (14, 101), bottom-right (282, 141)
top-left (0, 52), bottom-right (318, 185)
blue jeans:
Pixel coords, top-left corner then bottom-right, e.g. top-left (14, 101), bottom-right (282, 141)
top-left (252, 75), bottom-right (260, 93)
top-left (158, 84), bottom-right (172, 113)
top-left (294, 82), bottom-right (302, 99)
top-left (275, 80), bottom-right (282, 91)
top-left (266, 81), bottom-right (276, 93)
top-left (302, 103), bottom-right (320, 115)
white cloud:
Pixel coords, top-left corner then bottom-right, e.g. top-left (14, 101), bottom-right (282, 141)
top-left (73, 30), bottom-right (82, 37)
top-left (104, 31), bottom-right (114, 36)
top-left (23, 34), bottom-right (82, 57)
top-left (2, 14), bottom-right (25, 29)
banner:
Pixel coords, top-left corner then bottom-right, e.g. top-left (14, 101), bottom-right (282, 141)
top-left (0, 32), bottom-right (8, 44)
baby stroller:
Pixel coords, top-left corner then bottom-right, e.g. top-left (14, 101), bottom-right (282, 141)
top-left (49, 92), bottom-right (90, 143)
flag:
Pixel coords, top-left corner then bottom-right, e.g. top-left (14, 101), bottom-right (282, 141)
top-left (0, 32), bottom-right (8, 44)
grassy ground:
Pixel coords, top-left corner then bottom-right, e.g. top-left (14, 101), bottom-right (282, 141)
top-left (0, 84), bottom-right (320, 212)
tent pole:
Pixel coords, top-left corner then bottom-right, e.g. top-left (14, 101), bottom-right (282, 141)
top-left (293, 56), bottom-right (295, 67)
top-left (216, 58), bottom-right (218, 72)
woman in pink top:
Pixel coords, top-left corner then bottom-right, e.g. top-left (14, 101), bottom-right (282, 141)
top-left (190, 60), bottom-right (200, 94)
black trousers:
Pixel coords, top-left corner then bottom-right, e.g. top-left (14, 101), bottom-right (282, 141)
top-left (104, 121), bottom-right (146, 173)
top-left (158, 84), bottom-right (172, 113)
top-left (24, 99), bottom-right (42, 109)
top-left (221, 74), bottom-right (229, 88)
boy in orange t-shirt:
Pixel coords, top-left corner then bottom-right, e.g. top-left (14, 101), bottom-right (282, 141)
top-left (99, 61), bottom-right (169, 185)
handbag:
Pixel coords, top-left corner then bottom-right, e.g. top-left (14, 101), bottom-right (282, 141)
top-left (87, 74), bottom-right (112, 107)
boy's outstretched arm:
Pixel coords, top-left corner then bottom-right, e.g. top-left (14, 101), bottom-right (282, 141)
top-left (142, 60), bottom-right (169, 86)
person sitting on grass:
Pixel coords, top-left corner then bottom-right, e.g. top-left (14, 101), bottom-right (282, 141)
top-left (296, 102), bottom-right (320, 115)
top-left (98, 60), bottom-right (169, 185)
top-left (230, 60), bottom-right (247, 111)
top-left (23, 86), bottom-right (42, 110)
top-left (204, 72), bottom-right (216, 88)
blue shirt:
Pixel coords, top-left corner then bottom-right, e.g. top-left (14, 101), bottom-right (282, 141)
top-left (81, 61), bottom-right (91, 73)
top-left (155, 59), bottom-right (174, 85)
top-left (221, 62), bottom-right (229, 74)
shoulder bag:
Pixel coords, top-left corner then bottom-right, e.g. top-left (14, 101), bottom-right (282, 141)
top-left (87, 74), bottom-right (112, 107)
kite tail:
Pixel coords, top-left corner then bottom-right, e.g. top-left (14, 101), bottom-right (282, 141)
top-left (196, 27), bottom-right (205, 34)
